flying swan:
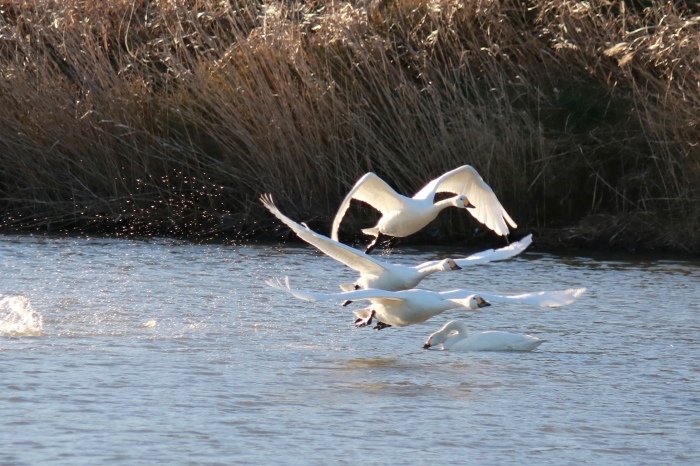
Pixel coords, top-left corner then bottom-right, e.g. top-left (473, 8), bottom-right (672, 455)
top-left (331, 165), bottom-right (517, 253)
top-left (423, 320), bottom-right (544, 351)
top-left (261, 194), bottom-right (532, 293)
top-left (267, 277), bottom-right (586, 330)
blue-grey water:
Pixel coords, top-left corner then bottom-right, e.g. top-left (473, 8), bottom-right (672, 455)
top-left (1, 235), bottom-right (699, 465)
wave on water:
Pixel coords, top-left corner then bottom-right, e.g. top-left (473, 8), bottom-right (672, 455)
top-left (0, 295), bottom-right (44, 337)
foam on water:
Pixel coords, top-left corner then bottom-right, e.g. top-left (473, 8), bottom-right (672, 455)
top-left (0, 295), bottom-right (43, 337)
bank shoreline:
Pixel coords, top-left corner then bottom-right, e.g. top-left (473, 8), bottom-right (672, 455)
top-left (1, 213), bottom-right (697, 257)
top-left (1, 1), bottom-right (698, 255)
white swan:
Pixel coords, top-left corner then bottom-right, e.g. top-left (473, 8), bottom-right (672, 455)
top-left (423, 320), bottom-right (544, 351)
top-left (267, 277), bottom-right (586, 329)
top-left (261, 194), bottom-right (532, 292)
top-left (331, 166), bottom-right (517, 252)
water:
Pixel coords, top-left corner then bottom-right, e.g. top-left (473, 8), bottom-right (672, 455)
top-left (1, 235), bottom-right (699, 465)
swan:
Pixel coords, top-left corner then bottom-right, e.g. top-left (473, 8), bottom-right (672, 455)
top-left (261, 194), bottom-right (532, 293)
top-left (331, 166), bottom-right (517, 253)
top-left (423, 320), bottom-right (544, 351)
top-left (267, 277), bottom-right (586, 329)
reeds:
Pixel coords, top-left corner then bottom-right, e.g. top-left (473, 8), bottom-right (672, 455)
top-left (0, 0), bottom-right (698, 252)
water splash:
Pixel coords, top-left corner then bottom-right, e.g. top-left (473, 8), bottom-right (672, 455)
top-left (0, 295), bottom-right (44, 337)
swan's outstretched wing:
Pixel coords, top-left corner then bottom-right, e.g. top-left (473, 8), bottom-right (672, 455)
top-left (442, 287), bottom-right (586, 308)
top-left (479, 287), bottom-right (586, 307)
top-left (261, 194), bottom-right (388, 276)
top-left (454, 234), bottom-right (532, 265)
top-left (413, 165), bottom-right (517, 236)
top-left (415, 234), bottom-right (533, 269)
top-left (266, 277), bottom-right (406, 303)
top-left (331, 173), bottom-right (407, 241)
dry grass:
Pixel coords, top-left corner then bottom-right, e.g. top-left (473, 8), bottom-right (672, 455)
top-left (0, 0), bottom-right (698, 252)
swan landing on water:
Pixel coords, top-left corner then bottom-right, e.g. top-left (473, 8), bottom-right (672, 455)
top-left (423, 320), bottom-right (545, 351)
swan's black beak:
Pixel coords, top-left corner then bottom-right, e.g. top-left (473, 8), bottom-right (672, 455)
top-left (452, 264), bottom-right (462, 270)
top-left (422, 342), bottom-right (431, 350)
top-left (476, 298), bottom-right (491, 308)
top-left (464, 200), bottom-right (475, 209)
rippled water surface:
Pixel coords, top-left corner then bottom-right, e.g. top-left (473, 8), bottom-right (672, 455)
top-left (1, 235), bottom-right (699, 465)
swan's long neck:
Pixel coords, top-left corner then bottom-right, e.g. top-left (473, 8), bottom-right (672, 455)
top-left (446, 296), bottom-right (479, 311)
top-left (414, 262), bottom-right (448, 278)
top-left (442, 320), bottom-right (469, 337)
top-left (432, 197), bottom-right (460, 213)
top-left (429, 320), bottom-right (469, 346)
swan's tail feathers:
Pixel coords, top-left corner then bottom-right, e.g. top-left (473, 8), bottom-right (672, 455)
top-left (340, 283), bottom-right (356, 292)
top-left (512, 339), bottom-right (546, 351)
top-left (265, 277), bottom-right (319, 301)
top-left (361, 227), bottom-right (380, 237)
top-left (353, 308), bottom-right (372, 320)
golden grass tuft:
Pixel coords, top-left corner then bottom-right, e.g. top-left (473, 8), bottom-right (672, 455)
top-left (0, 0), bottom-right (698, 252)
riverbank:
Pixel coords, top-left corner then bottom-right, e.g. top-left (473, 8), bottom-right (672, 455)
top-left (0, 1), bottom-right (698, 254)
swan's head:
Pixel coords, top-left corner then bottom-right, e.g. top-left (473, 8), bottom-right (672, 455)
top-left (439, 259), bottom-right (462, 271)
top-left (454, 195), bottom-right (475, 209)
top-left (464, 295), bottom-right (491, 310)
top-left (423, 320), bottom-right (465, 349)
top-left (423, 330), bottom-right (447, 349)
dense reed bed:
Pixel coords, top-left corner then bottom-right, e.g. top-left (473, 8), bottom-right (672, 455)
top-left (0, 0), bottom-right (698, 252)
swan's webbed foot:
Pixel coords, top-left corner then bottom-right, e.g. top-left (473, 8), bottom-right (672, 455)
top-left (373, 321), bottom-right (392, 330)
top-left (343, 285), bottom-right (361, 306)
top-left (354, 310), bottom-right (375, 328)
top-left (365, 233), bottom-right (399, 254)
top-left (364, 235), bottom-right (381, 254)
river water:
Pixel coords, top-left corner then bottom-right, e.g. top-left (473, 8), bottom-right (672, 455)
top-left (1, 234), bottom-right (699, 465)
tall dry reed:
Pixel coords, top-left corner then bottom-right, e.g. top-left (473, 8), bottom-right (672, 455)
top-left (0, 0), bottom-right (698, 252)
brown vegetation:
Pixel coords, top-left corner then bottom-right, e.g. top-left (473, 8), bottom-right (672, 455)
top-left (0, 1), bottom-right (698, 253)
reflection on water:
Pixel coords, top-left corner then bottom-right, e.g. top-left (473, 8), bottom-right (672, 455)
top-left (1, 235), bottom-right (699, 465)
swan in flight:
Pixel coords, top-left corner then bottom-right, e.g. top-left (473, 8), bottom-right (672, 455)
top-left (423, 320), bottom-right (544, 351)
top-left (331, 166), bottom-right (517, 253)
top-left (267, 277), bottom-right (586, 329)
top-left (261, 194), bottom-right (532, 293)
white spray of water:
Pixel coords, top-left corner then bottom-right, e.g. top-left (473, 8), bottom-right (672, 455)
top-left (0, 295), bottom-right (44, 337)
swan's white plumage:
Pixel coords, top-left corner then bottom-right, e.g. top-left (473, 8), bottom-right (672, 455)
top-left (412, 166), bottom-right (517, 235)
top-left (424, 320), bottom-right (544, 351)
top-left (261, 194), bottom-right (532, 292)
top-left (445, 287), bottom-right (587, 308)
top-left (419, 234), bottom-right (532, 269)
top-left (331, 166), bottom-right (516, 242)
top-left (267, 278), bottom-right (586, 328)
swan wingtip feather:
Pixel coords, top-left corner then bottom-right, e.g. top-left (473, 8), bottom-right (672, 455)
top-left (264, 276), bottom-right (291, 291)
